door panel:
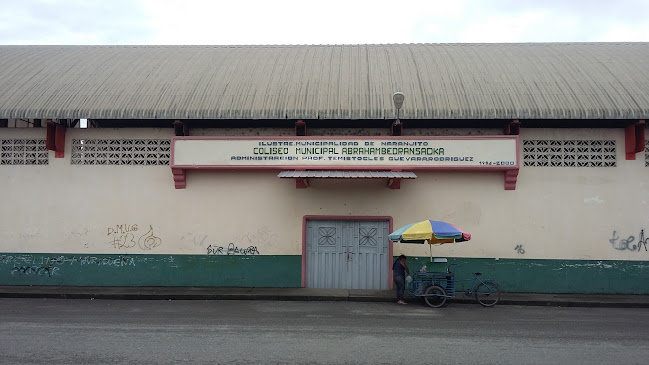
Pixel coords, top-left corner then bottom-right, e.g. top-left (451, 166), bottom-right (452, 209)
top-left (306, 222), bottom-right (344, 288)
top-left (306, 219), bottom-right (389, 289)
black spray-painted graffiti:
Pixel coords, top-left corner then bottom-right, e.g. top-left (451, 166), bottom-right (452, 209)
top-left (514, 245), bottom-right (525, 254)
top-left (108, 224), bottom-right (162, 250)
top-left (206, 243), bottom-right (260, 256)
top-left (11, 266), bottom-right (59, 277)
top-left (609, 230), bottom-right (648, 251)
top-left (138, 226), bottom-right (162, 250)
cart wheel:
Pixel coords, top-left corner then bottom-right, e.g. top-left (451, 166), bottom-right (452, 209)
top-left (423, 285), bottom-right (447, 308)
top-left (474, 280), bottom-right (501, 307)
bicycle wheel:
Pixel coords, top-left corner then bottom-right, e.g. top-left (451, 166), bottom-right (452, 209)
top-left (423, 285), bottom-right (447, 308)
top-left (474, 280), bottom-right (501, 307)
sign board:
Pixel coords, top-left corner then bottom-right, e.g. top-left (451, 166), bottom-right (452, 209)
top-left (172, 136), bottom-right (519, 169)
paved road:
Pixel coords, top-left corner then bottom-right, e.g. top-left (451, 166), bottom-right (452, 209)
top-left (1, 298), bottom-right (648, 364)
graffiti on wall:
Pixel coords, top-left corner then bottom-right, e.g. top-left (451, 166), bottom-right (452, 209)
top-left (514, 245), bottom-right (525, 254)
top-left (17, 228), bottom-right (40, 240)
top-left (181, 226), bottom-right (276, 255)
top-left (206, 243), bottom-right (260, 256)
top-left (237, 226), bottom-right (278, 247)
top-left (67, 227), bottom-right (91, 248)
top-left (609, 230), bottom-right (648, 252)
top-left (182, 226), bottom-right (276, 247)
top-left (107, 224), bottom-right (162, 250)
top-left (2, 254), bottom-right (136, 278)
top-left (11, 266), bottom-right (59, 277)
top-left (181, 232), bottom-right (209, 247)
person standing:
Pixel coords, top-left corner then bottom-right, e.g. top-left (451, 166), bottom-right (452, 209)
top-left (393, 254), bottom-right (411, 305)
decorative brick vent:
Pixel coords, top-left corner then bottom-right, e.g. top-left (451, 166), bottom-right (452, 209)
top-left (0, 139), bottom-right (48, 165)
top-left (71, 139), bottom-right (171, 165)
top-left (523, 140), bottom-right (616, 167)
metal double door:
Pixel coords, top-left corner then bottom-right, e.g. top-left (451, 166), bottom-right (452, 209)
top-left (306, 219), bottom-right (389, 289)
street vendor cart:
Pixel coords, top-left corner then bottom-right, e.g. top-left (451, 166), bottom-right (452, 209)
top-left (390, 220), bottom-right (501, 308)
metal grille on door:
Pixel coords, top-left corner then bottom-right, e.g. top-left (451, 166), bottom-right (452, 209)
top-left (306, 220), bottom-right (389, 289)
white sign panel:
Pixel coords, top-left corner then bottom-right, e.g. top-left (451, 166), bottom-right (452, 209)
top-left (172, 137), bottom-right (518, 169)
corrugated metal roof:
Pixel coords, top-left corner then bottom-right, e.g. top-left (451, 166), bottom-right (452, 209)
top-left (0, 43), bottom-right (648, 120)
top-left (278, 170), bottom-right (417, 178)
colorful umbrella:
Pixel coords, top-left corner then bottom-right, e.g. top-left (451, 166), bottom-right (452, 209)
top-left (389, 220), bottom-right (471, 244)
top-left (389, 220), bottom-right (471, 262)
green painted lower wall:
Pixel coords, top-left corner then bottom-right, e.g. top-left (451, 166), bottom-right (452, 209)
top-left (0, 253), bottom-right (301, 287)
top-left (2, 253), bottom-right (648, 294)
top-left (405, 257), bottom-right (649, 294)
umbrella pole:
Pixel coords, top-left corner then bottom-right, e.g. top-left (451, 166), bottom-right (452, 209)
top-left (429, 244), bottom-right (433, 262)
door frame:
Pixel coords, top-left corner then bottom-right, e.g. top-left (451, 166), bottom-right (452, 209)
top-left (302, 215), bottom-right (393, 288)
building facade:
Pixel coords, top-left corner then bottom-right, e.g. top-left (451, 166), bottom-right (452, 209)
top-left (1, 43), bottom-right (648, 293)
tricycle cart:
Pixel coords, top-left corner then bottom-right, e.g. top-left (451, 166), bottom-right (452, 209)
top-left (406, 264), bottom-right (501, 308)
top-left (408, 271), bottom-right (455, 308)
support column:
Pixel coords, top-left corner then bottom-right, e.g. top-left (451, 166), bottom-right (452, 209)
top-left (296, 178), bottom-right (308, 189)
top-left (625, 120), bottom-right (645, 160)
top-left (55, 123), bottom-right (66, 158)
top-left (46, 120), bottom-right (66, 158)
top-left (174, 120), bottom-right (189, 136)
top-left (504, 170), bottom-right (519, 190)
top-left (504, 120), bottom-right (520, 135)
top-left (172, 168), bottom-right (186, 189)
top-left (391, 121), bottom-right (402, 136)
top-left (295, 120), bottom-right (306, 136)
top-left (503, 120), bottom-right (521, 190)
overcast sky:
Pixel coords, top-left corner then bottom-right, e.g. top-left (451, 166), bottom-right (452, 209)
top-left (1, 0), bottom-right (648, 45)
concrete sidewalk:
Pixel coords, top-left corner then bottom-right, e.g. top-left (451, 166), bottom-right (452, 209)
top-left (2, 285), bottom-right (649, 307)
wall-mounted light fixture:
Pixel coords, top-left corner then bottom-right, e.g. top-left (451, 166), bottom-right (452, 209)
top-left (392, 92), bottom-right (404, 136)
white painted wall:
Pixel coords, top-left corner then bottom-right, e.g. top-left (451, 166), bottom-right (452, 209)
top-left (1, 127), bottom-right (647, 261)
